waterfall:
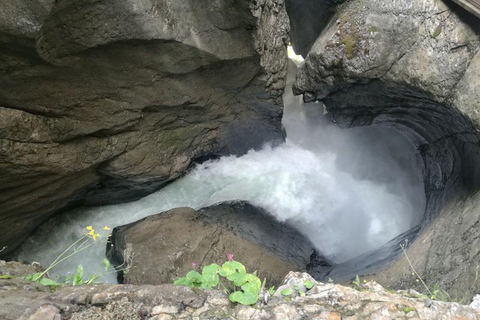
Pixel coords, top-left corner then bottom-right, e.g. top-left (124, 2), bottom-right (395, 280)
top-left (16, 50), bottom-right (426, 283)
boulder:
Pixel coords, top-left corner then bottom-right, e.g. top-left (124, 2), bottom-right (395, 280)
top-left (107, 201), bottom-right (328, 285)
top-left (0, 0), bottom-right (289, 256)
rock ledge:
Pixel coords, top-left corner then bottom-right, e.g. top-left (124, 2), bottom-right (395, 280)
top-left (1, 261), bottom-right (479, 320)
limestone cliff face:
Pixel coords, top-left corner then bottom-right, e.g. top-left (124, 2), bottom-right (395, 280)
top-left (290, 0), bottom-right (480, 300)
top-left (0, 0), bottom-right (289, 256)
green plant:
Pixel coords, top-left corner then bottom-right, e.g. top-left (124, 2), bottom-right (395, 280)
top-left (402, 306), bottom-right (416, 314)
top-left (71, 264), bottom-right (99, 285)
top-left (430, 283), bottom-right (450, 301)
top-left (291, 284), bottom-right (306, 296)
top-left (352, 275), bottom-right (366, 291)
top-left (268, 286), bottom-right (276, 296)
top-left (400, 242), bottom-right (469, 303)
top-left (304, 280), bottom-right (315, 289)
top-left (25, 273), bottom-right (62, 288)
top-left (399, 242), bottom-right (433, 297)
top-left (174, 255), bottom-right (264, 306)
top-left (278, 280), bottom-right (316, 298)
top-left (25, 225), bottom-right (128, 288)
top-left (341, 35), bottom-right (357, 59)
top-left (280, 288), bottom-right (292, 296)
top-left (431, 25), bottom-right (442, 38)
top-left (473, 264), bottom-right (479, 290)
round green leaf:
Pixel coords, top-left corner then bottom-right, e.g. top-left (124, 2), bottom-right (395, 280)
top-left (186, 270), bottom-right (202, 282)
top-left (219, 261), bottom-right (246, 278)
top-left (229, 290), bottom-right (258, 305)
top-left (174, 277), bottom-right (192, 286)
top-left (281, 288), bottom-right (293, 296)
top-left (304, 280), bottom-right (315, 289)
top-left (38, 278), bottom-right (61, 287)
top-left (201, 264), bottom-right (220, 289)
top-left (245, 274), bottom-right (261, 291)
top-left (228, 272), bottom-right (248, 286)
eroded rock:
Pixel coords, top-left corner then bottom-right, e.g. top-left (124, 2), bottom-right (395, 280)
top-left (285, 0), bottom-right (345, 56)
top-left (0, 0), bottom-right (289, 256)
top-left (1, 265), bottom-right (479, 320)
top-left (107, 201), bottom-right (327, 286)
top-left (290, 0), bottom-right (480, 300)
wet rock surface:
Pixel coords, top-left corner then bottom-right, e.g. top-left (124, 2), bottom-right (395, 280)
top-left (370, 193), bottom-right (480, 302)
top-left (2, 0), bottom-right (480, 311)
top-left (289, 0), bottom-right (480, 300)
top-left (285, 0), bottom-right (345, 56)
top-left (0, 0), bottom-right (289, 257)
top-left (107, 201), bottom-right (327, 286)
top-left (293, 0), bottom-right (480, 211)
top-left (1, 264), bottom-right (479, 320)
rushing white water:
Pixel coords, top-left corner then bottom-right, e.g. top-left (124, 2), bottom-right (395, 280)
top-left (16, 53), bottom-right (426, 283)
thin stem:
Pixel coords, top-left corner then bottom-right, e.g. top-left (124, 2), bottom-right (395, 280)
top-left (97, 267), bottom-right (129, 281)
top-left (73, 237), bottom-right (91, 252)
top-left (218, 278), bottom-right (230, 294)
top-left (473, 265), bottom-right (479, 290)
top-left (100, 269), bottom-right (124, 276)
top-left (50, 241), bottom-right (100, 269)
top-left (38, 236), bottom-right (88, 279)
top-left (37, 237), bottom-right (101, 280)
top-left (400, 243), bottom-right (432, 296)
top-left (49, 236), bottom-right (86, 267)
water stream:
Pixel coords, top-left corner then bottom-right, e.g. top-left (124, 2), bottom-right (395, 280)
top-left (16, 52), bottom-right (426, 283)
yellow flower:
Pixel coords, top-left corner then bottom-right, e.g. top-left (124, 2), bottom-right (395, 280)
top-left (103, 226), bottom-right (111, 231)
top-left (88, 230), bottom-right (95, 236)
top-left (86, 226), bottom-right (93, 231)
top-left (92, 233), bottom-right (100, 241)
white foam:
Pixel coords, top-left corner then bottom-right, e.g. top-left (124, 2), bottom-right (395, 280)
top-left (16, 58), bottom-right (425, 283)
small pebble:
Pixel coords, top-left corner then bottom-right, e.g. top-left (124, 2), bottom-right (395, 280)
top-left (424, 298), bottom-right (433, 308)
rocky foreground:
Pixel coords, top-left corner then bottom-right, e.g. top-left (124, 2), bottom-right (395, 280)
top-left (1, 260), bottom-right (479, 320)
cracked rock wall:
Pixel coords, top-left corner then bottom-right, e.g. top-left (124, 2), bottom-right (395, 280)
top-left (0, 0), bottom-right (289, 256)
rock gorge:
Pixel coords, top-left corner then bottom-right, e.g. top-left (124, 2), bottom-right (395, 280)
top-left (1, 0), bottom-right (480, 317)
top-left (0, 0), bottom-right (288, 256)
top-left (291, 0), bottom-right (480, 299)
